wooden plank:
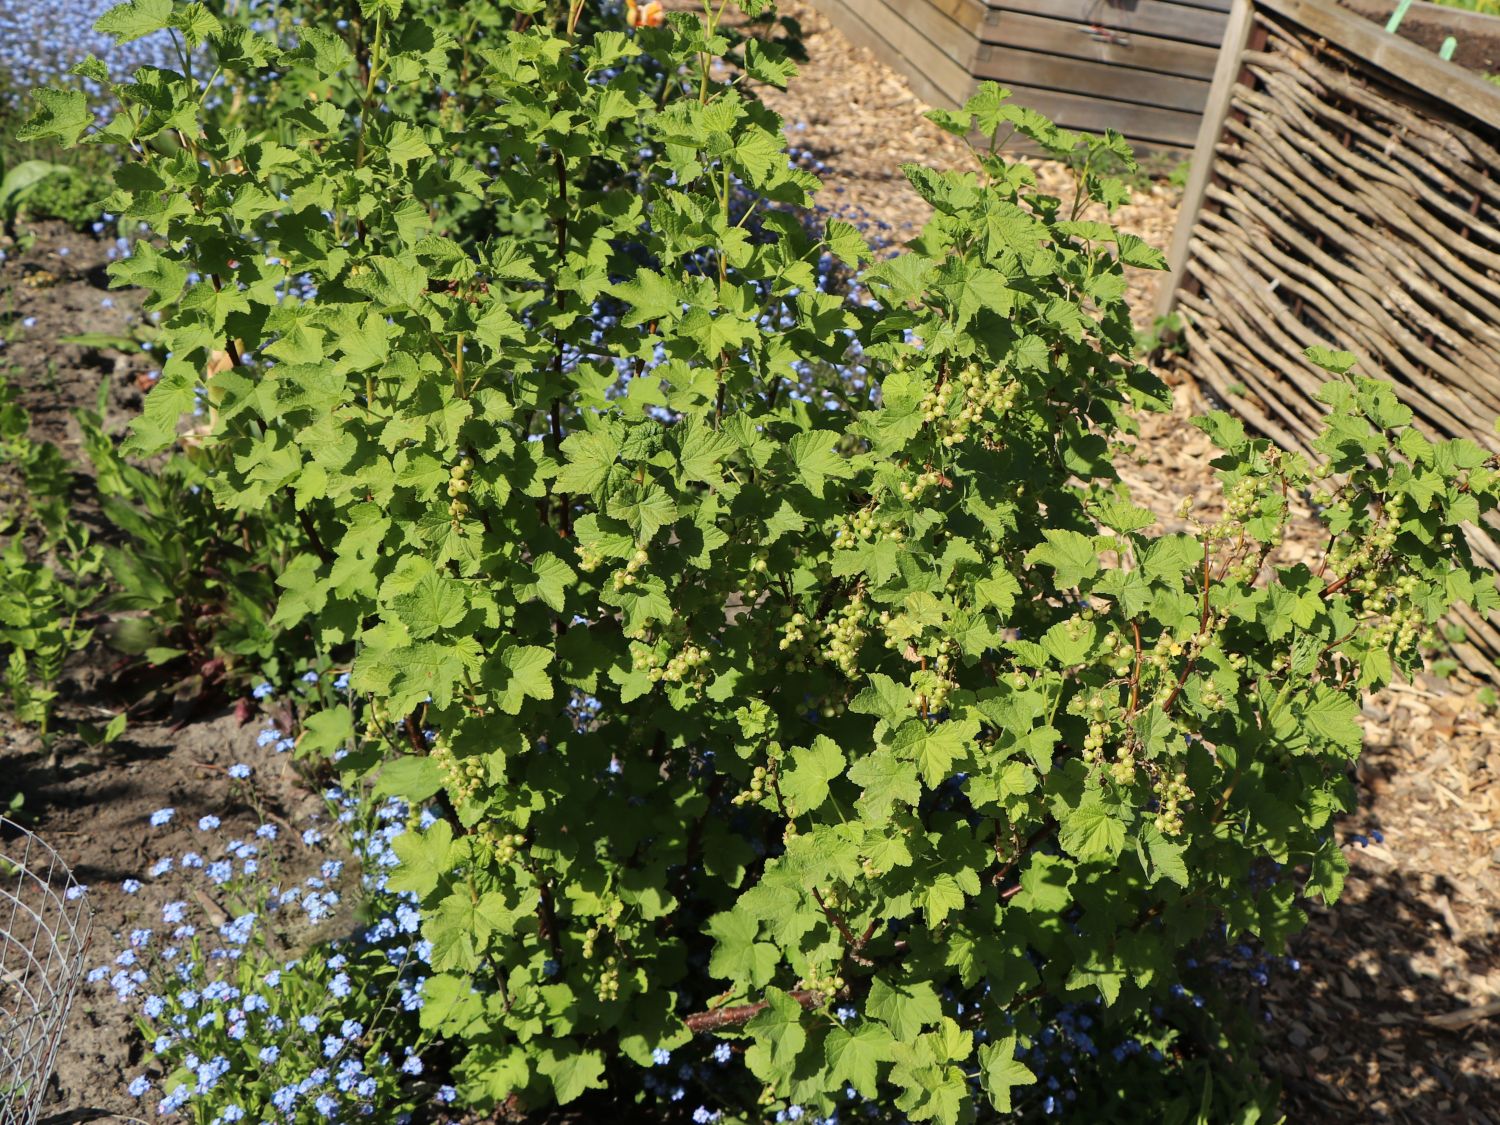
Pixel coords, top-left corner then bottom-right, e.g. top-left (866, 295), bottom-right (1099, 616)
top-left (844, 0), bottom-right (984, 73)
top-left (925, 0), bottom-right (990, 37)
top-left (813, 0), bottom-right (977, 108)
top-left (1158, 0), bottom-right (1259, 318)
top-left (974, 44), bottom-right (1213, 112)
top-left (985, 0), bottom-right (1231, 46)
top-left (979, 10), bottom-right (1220, 80)
top-left (1258, 0), bottom-right (1500, 123)
top-left (988, 0), bottom-right (1232, 11)
top-left (835, 0), bottom-right (982, 98)
top-left (989, 81), bottom-right (1204, 146)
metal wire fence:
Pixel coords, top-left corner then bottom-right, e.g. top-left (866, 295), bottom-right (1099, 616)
top-left (0, 818), bottom-right (91, 1125)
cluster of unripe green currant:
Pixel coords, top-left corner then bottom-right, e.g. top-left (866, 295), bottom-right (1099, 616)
top-left (610, 546), bottom-right (652, 592)
top-left (1076, 689), bottom-right (1142, 784)
top-left (823, 594), bottom-right (868, 677)
top-left (777, 606), bottom-right (822, 672)
top-left (731, 760), bottom-right (777, 807)
top-left (595, 954), bottom-right (623, 1001)
top-left (832, 505), bottom-right (906, 550)
top-left (1152, 770), bottom-right (1193, 836)
top-left (896, 468), bottom-right (945, 504)
top-left (1315, 493), bottom-right (1439, 655)
top-left (579, 896), bottom-right (627, 995)
top-left (882, 620), bottom-right (958, 710)
top-left (796, 959), bottom-right (846, 1000)
top-left (630, 638), bottom-right (711, 689)
top-left (431, 737), bottom-right (485, 803)
top-left (446, 455), bottom-right (474, 523)
top-left (918, 363), bottom-right (1021, 446)
top-left (477, 822), bottom-right (529, 864)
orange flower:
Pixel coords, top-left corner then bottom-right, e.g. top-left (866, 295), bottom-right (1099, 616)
top-left (627, 0), bottom-right (666, 28)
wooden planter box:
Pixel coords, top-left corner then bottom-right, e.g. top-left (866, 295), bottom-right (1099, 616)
top-left (810, 0), bottom-right (1233, 150)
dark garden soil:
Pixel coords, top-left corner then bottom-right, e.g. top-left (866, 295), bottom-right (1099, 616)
top-left (1, 225), bottom-right (354, 1121)
top-left (1339, 0), bottom-right (1500, 78)
top-left (1, 5), bottom-right (1497, 1122)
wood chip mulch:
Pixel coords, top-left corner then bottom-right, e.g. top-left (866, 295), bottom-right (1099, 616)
top-left (757, 4), bottom-right (1500, 1119)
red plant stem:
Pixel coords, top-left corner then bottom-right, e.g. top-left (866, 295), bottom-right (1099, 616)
top-left (684, 989), bottom-right (821, 1033)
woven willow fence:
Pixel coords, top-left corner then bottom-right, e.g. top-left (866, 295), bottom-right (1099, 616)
top-left (1159, 0), bottom-right (1500, 673)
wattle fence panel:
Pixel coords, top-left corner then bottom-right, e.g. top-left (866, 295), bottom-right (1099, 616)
top-left (1158, 0), bottom-right (1500, 673)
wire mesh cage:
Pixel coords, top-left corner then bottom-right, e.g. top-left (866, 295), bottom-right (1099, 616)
top-left (0, 817), bottom-right (91, 1125)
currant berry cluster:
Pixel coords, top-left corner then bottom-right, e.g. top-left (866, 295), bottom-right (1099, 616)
top-left (778, 609), bottom-right (821, 671)
top-left (732, 763), bottom-right (774, 807)
top-left (951, 362), bottom-right (1020, 434)
top-left (823, 595), bottom-right (867, 677)
top-left (1154, 771), bottom-right (1193, 836)
top-left (796, 961), bottom-right (845, 999)
top-left (580, 898), bottom-right (626, 962)
top-left (446, 456), bottom-right (473, 522)
top-left (897, 468), bottom-right (944, 504)
top-left (432, 738), bottom-right (483, 803)
top-left (611, 546), bottom-right (651, 591)
top-left (479, 824), bottom-right (527, 863)
top-left (833, 506), bottom-right (905, 550)
top-left (596, 955), bottom-right (622, 1001)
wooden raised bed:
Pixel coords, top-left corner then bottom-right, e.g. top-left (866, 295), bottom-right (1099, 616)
top-left (810, 0), bottom-right (1233, 150)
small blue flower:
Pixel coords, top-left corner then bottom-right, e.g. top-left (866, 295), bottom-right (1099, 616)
top-left (253, 682), bottom-right (274, 700)
top-left (127, 1075), bottom-right (150, 1097)
top-left (150, 808), bottom-right (175, 827)
top-left (652, 1047), bottom-right (671, 1066)
top-left (121, 879), bottom-right (142, 894)
top-left (198, 814), bottom-right (221, 832)
top-left (228, 763), bottom-right (252, 779)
